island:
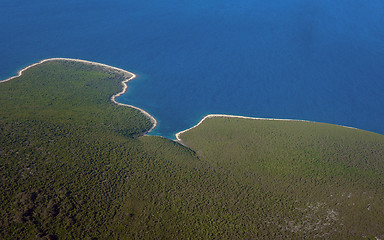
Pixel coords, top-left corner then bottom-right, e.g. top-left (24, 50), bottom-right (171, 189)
top-left (1, 59), bottom-right (383, 239)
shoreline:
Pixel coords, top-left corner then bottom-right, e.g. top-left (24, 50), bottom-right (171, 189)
top-left (1, 58), bottom-right (367, 143)
top-left (174, 114), bottom-right (359, 144)
top-left (0, 58), bottom-right (158, 134)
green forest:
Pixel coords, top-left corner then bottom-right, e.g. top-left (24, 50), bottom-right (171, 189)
top-left (1, 60), bottom-right (383, 239)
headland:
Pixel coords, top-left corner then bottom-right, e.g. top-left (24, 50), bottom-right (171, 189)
top-left (175, 114), bottom-right (359, 144)
top-left (1, 58), bottom-right (157, 134)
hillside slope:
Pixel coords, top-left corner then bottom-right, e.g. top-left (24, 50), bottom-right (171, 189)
top-left (1, 60), bottom-right (383, 239)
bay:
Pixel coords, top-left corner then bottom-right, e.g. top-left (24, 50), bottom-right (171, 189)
top-left (1, 0), bottom-right (383, 139)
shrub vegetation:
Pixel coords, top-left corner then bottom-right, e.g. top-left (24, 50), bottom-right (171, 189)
top-left (1, 60), bottom-right (383, 239)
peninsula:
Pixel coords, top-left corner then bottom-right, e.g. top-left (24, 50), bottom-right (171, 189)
top-left (1, 59), bottom-right (383, 239)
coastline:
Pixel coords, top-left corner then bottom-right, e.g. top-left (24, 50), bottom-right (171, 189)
top-left (0, 58), bottom-right (158, 134)
top-left (1, 58), bottom-right (366, 143)
top-left (174, 114), bottom-right (359, 144)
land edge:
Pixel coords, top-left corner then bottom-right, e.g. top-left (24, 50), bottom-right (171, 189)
top-left (174, 114), bottom-right (362, 145)
top-left (1, 58), bottom-right (375, 145)
top-left (0, 58), bottom-right (158, 134)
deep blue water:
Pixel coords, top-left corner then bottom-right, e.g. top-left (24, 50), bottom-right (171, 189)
top-left (1, 0), bottom-right (384, 139)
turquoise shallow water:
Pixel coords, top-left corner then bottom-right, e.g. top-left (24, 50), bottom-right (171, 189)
top-left (1, 0), bottom-right (384, 139)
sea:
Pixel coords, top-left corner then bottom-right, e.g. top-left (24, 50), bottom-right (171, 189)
top-left (1, 0), bottom-right (384, 139)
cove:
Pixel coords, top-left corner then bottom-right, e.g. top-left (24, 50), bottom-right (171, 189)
top-left (1, 0), bottom-right (384, 139)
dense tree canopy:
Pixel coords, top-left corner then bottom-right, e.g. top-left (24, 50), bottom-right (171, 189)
top-left (1, 60), bottom-right (383, 239)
